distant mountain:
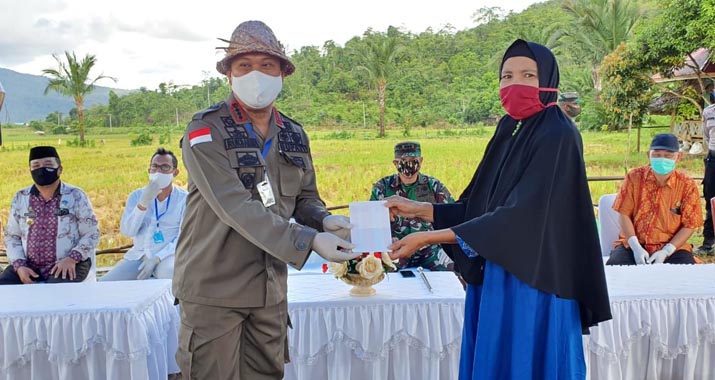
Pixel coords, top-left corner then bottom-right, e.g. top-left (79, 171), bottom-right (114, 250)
top-left (0, 68), bottom-right (132, 124)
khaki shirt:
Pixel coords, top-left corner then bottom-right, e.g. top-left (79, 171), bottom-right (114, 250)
top-left (173, 93), bottom-right (329, 308)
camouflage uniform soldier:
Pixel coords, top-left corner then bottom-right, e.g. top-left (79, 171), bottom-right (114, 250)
top-left (558, 91), bottom-right (581, 119)
top-left (173, 21), bottom-right (359, 380)
top-left (370, 141), bottom-right (455, 270)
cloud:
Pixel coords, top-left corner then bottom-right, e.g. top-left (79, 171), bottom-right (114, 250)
top-left (115, 19), bottom-right (209, 42)
top-left (1, 0), bottom-right (543, 90)
top-left (0, 0), bottom-right (207, 68)
top-left (0, 4), bottom-right (102, 66)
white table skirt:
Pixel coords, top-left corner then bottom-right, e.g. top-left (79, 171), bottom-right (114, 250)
top-left (285, 272), bottom-right (465, 380)
top-left (0, 280), bottom-right (179, 380)
top-left (586, 264), bottom-right (715, 380)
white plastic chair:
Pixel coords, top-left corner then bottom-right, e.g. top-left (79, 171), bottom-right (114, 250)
top-left (598, 194), bottom-right (620, 257)
top-left (84, 254), bottom-right (97, 282)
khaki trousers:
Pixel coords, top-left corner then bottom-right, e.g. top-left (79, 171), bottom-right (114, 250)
top-left (177, 300), bottom-right (289, 380)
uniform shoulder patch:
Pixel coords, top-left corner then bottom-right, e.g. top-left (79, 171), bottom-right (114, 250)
top-left (192, 102), bottom-right (224, 121)
top-left (188, 126), bottom-right (213, 147)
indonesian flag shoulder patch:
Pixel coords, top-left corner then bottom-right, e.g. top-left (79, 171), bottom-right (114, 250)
top-left (189, 127), bottom-right (212, 147)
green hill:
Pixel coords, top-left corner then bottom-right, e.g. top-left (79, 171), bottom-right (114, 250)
top-left (0, 67), bottom-right (132, 124)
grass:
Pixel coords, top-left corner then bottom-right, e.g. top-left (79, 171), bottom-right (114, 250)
top-left (1, 125), bottom-right (713, 265)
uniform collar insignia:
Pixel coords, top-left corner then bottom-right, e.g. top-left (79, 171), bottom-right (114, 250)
top-left (274, 108), bottom-right (284, 128)
top-left (228, 98), bottom-right (250, 124)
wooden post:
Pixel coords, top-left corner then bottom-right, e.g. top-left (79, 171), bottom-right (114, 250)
top-left (634, 114), bottom-right (640, 153)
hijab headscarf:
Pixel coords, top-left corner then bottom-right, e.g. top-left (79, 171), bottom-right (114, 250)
top-left (434, 40), bottom-right (612, 331)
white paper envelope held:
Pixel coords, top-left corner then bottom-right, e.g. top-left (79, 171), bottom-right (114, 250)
top-left (349, 201), bottom-right (393, 253)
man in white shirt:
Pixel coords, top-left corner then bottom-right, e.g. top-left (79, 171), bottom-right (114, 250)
top-left (101, 148), bottom-right (187, 281)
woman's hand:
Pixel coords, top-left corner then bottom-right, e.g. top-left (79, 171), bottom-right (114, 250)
top-left (388, 232), bottom-right (429, 261)
top-left (388, 229), bottom-right (457, 261)
top-left (383, 195), bottom-right (433, 222)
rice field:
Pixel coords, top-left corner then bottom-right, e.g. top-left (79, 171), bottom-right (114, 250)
top-left (1, 125), bottom-right (712, 265)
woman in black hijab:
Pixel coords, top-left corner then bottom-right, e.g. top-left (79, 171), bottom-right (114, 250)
top-left (386, 40), bottom-right (611, 379)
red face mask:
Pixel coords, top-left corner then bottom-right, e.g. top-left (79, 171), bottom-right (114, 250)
top-left (499, 84), bottom-right (558, 120)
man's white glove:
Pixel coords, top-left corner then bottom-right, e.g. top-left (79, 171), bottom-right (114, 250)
top-left (138, 179), bottom-right (163, 210)
top-left (322, 215), bottom-right (353, 241)
top-left (312, 232), bottom-right (359, 263)
top-left (648, 243), bottom-right (675, 264)
top-left (628, 236), bottom-right (649, 265)
top-left (137, 255), bottom-right (161, 280)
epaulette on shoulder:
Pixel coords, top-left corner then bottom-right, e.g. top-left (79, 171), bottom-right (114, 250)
top-left (192, 102), bottom-right (224, 121)
top-left (279, 112), bottom-right (304, 130)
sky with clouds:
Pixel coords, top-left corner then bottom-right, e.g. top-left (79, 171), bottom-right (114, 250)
top-left (1, 0), bottom-right (542, 90)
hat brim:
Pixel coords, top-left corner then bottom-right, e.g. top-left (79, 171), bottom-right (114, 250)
top-left (216, 45), bottom-right (295, 76)
top-left (395, 153), bottom-right (421, 158)
top-left (650, 145), bottom-right (679, 152)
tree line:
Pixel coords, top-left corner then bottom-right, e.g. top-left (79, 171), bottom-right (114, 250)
top-left (37, 0), bottom-right (715, 144)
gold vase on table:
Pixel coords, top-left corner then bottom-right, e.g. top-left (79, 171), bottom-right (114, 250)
top-left (340, 273), bottom-right (385, 297)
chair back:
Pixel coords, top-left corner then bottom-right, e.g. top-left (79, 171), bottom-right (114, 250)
top-left (598, 194), bottom-right (620, 257)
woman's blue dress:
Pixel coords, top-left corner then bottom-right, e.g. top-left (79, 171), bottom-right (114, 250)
top-left (456, 237), bottom-right (585, 380)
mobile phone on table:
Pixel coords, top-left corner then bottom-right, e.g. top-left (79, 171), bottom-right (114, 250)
top-left (399, 270), bottom-right (416, 278)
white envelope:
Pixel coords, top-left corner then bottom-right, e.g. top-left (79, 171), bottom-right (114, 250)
top-left (349, 201), bottom-right (392, 253)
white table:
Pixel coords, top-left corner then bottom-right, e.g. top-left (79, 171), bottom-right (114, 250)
top-left (284, 271), bottom-right (465, 380)
top-left (586, 264), bottom-right (715, 380)
top-left (0, 280), bottom-right (180, 380)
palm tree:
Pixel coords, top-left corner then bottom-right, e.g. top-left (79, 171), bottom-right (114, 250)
top-left (561, 0), bottom-right (644, 92)
top-left (43, 52), bottom-right (115, 144)
top-left (355, 34), bottom-right (401, 137)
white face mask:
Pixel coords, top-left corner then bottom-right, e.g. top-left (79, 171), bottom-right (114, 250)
top-left (231, 71), bottom-right (283, 109)
top-left (149, 172), bottom-right (174, 189)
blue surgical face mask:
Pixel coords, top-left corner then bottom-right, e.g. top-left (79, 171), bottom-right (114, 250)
top-left (650, 157), bottom-right (676, 175)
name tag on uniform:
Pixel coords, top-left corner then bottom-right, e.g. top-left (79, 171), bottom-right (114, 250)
top-left (257, 177), bottom-right (276, 207)
top-left (153, 230), bottom-right (165, 244)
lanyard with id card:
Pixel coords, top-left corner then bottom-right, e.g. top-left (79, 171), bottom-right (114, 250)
top-left (245, 122), bottom-right (276, 207)
top-left (153, 194), bottom-right (171, 244)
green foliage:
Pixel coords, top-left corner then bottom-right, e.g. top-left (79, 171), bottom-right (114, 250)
top-left (562, 0), bottom-right (644, 68)
top-left (599, 43), bottom-right (653, 130)
top-left (353, 31), bottom-right (403, 137)
top-left (28, 120), bottom-right (47, 132)
top-left (66, 138), bottom-right (96, 148)
top-left (51, 125), bottom-right (68, 135)
top-left (42, 52), bottom-right (116, 144)
top-left (322, 130), bottom-right (354, 140)
top-left (436, 127), bottom-right (487, 137)
top-left (130, 132), bottom-right (153, 146)
top-left (36, 0), bottom-right (709, 141)
top-left (626, 0), bottom-right (714, 119)
top-left (578, 99), bottom-right (610, 131)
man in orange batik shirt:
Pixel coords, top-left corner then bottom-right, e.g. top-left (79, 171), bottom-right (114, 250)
top-left (607, 133), bottom-right (702, 265)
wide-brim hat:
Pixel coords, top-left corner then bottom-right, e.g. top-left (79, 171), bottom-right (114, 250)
top-left (215, 20), bottom-right (295, 76)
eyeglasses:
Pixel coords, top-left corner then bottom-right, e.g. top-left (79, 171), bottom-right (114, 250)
top-left (149, 164), bottom-right (175, 173)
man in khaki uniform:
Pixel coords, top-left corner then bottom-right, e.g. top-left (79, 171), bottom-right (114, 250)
top-left (174, 20), bottom-right (359, 380)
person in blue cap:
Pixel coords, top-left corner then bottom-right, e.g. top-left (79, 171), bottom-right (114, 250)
top-left (607, 133), bottom-right (702, 265)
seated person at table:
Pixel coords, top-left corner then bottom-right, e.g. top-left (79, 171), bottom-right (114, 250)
top-left (1, 146), bottom-right (99, 285)
top-left (607, 134), bottom-right (702, 265)
top-left (370, 141), bottom-right (455, 271)
top-left (101, 148), bottom-right (187, 281)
